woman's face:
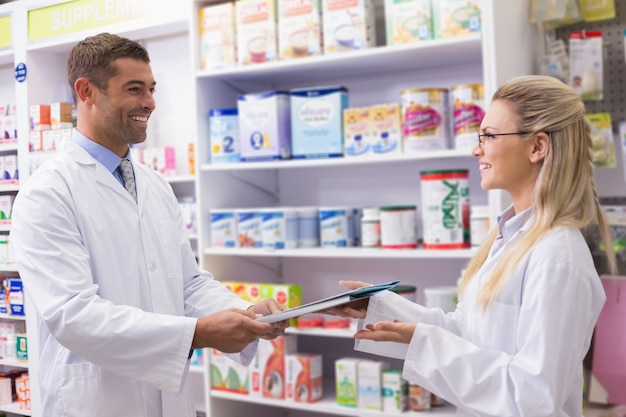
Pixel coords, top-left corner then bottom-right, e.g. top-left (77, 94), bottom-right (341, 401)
top-left (473, 100), bottom-right (539, 207)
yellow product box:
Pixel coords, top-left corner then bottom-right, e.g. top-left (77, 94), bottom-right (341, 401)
top-left (433, 0), bottom-right (481, 38)
top-left (278, 0), bottom-right (322, 60)
top-left (384, 0), bottom-right (433, 45)
top-left (369, 103), bottom-right (402, 155)
top-left (236, 0), bottom-right (278, 65)
top-left (587, 113), bottom-right (616, 169)
top-left (50, 102), bottom-right (73, 129)
top-left (199, 2), bottom-right (237, 70)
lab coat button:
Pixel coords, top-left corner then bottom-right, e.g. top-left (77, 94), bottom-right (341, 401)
top-left (149, 263), bottom-right (157, 273)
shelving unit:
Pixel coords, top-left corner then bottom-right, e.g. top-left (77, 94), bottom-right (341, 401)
top-left (188, 0), bottom-right (538, 416)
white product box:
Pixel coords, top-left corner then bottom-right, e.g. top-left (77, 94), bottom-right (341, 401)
top-left (199, 3), bottom-right (237, 70)
top-left (260, 208), bottom-right (298, 249)
top-left (210, 209), bottom-right (238, 248)
top-left (249, 335), bottom-right (298, 399)
top-left (278, 0), bottom-right (322, 60)
top-left (209, 108), bottom-right (240, 163)
top-left (432, 0), bottom-right (482, 38)
top-left (238, 91), bottom-right (291, 161)
top-left (236, 0), bottom-right (278, 65)
top-left (0, 236), bottom-right (7, 264)
top-left (382, 369), bottom-right (408, 412)
top-left (335, 357), bottom-right (360, 407)
top-left (236, 209), bottom-right (263, 248)
top-left (29, 104), bottom-right (51, 130)
top-left (209, 349), bottom-right (250, 394)
top-left (29, 131), bottom-right (42, 153)
top-left (291, 86), bottom-right (348, 159)
top-left (142, 147), bottom-right (176, 176)
top-left (0, 377), bottom-right (11, 405)
top-left (42, 129), bottom-right (61, 152)
top-left (3, 155), bottom-right (17, 180)
top-left (285, 353), bottom-right (323, 403)
top-left (50, 102), bottom-right (73, 129)
top-left (322, 0), bottom-right (377, 55)
top-left (0, 195), bottom-right (12, 220)
top-left (357, 359), bottom-right (389, 410)
top-left (385, 0), bottom-right (433, 45)
top-left (1, 116), bottom-right (17, 139)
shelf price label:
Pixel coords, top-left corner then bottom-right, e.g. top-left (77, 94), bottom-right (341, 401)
top-left (0, 15), bottom-right (10, 48)
top-left (27, 0), bottom-right (158, 42)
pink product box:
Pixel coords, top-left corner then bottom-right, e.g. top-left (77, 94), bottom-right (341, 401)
top-left (238, 91), bottom-right (291, 161)
top-left (142, 147), bottom-right (176, 176)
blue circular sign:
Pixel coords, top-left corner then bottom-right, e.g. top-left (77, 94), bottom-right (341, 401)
top-left (15, 63), bottom-right (27, 83)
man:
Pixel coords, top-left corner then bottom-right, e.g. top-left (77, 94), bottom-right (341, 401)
top-left (10, 32), bottom-right (287, 416)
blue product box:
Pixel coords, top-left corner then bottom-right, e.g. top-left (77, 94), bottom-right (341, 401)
top-left (7, 278), bottom-right (24, 316)
top-left (238, 91), bottom-right (292, 162)
top-left (209, 108), bottom-right (241, 164)
top-left (290, 86), bottom-right (348, 159)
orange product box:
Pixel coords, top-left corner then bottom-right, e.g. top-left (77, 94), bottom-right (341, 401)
top-left (285, 353), bottom-right (323, 403)
top-left (29, 104), bottom-right (51, 131)
top-left (249, 335), bottom-right (298, 399)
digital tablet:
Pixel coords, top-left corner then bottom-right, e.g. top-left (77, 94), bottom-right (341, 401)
top-left (257, 280), bottom-right (400, 324)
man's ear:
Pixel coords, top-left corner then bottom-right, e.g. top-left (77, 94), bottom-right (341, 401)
top-left (74, 78), bottom-right (96, 105)
top-left (530, 132), bottom-right (550, 164)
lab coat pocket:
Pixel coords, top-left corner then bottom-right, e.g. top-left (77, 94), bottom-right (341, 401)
top-left (59, 362), bottom-right (144, 417)
top-left (158, 220), bottom-right (184, 280)
top-left (476, 300), bottom-right (520, 354)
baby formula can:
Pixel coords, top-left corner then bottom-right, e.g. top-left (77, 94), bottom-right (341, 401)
top-left (209, 108), bottom-right (240, 163)
top-left (401, 87), bottom-right (450, 152)
top-left (319, 207), bottom-right (351, 247)
top-left (260, 207), bottom-right (298, 249)
top-left (296, 206), bottom-right (319, 247)
top-left (420, 170), bottom-right (470, 249)
top-left (236, 208), bottom-right (263, 248)
top-left (379, 205), bottom-right (417, 249)
top-left (451, 83), bottom-right (486, 151)
top-left (210, 209), bottom-right (237, 247)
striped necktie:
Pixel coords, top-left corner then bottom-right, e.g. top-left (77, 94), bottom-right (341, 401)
top-left (119, 159), bottom-right (137, 202)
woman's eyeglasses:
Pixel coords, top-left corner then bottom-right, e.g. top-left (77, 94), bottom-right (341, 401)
top-left (477, 132), bottom-right (530, 147)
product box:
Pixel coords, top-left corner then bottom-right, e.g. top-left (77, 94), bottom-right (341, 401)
top-left (2, 116), bottom-right (17, 139)
top-left (278, 0), bottom-right (322, 59)
top-left (358, 359), bottom-right (389, 410)
top-left (336, 357), bottom-right (360, 407)
top-left (323, 0), bottom-right (377, 55)
top-left (344, 107), bottom-right (372, 157)
top-left (29, 131), bottom-right (42, 153)
top-left (199, 2), bottom-right (237, 70)
top-left (290, 86), bottom-right (348, 159)
top-left (0, 236), bottom-right (7, 265)
top-left (224, 281), bottom-right (263, 304)
top-left (236, 209), bottom-right (263, 247)
top-left (42, 129), bottom-right (61, 152)
top-left (382, 369), bottom-right (408, 412)
top-left (0, 195), bottom-right (12, 220)
top-left (385, 0), bottom-right (433, 45)
top-left (210, 209), bottom-right (237, 248)
top-left (29, 104), bottom-right (51, 131)
top-left (0, 377), bottom-right (11, 405)
top-left (249, 335), bottom-right (298, 399)
top-left (236, 0), bottom-right (278, 65)
top-left (238, 91), bottom-right (291, 161)
top-left (285, 353), bottom-right (323, 403)
top-left (369, 103), bottom-right (402, 154)
top-left (260, 283), bottom-right (302, 325)
top-left (3, 155), bottom-right (17, 180)
top-left (142, 146), bottom-right (176, 176)
top-left (209, 349), bottom-right (250, 394)
top-left (6, 278), bottom-right (24, 316)
top-left (209, 108), bottom-right (241, 164)
top-left (50, 102), bottom-right (73, 129)
top-left (432, 0), bottom-right (482, 38)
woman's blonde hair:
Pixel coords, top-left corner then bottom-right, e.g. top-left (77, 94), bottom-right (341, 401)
top-left (460, 75), bottom-right (616, 308)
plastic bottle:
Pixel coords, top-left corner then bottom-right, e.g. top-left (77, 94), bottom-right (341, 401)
top-left (360, 207), bottom-right (380, 247)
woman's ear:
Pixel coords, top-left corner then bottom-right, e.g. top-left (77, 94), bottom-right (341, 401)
top-left (530, 132), bottom-right (551, 164)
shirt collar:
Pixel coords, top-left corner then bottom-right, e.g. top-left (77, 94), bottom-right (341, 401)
top-left (70, 129), bottom-right (131, 174)
top-left (497, 205), bottom-right (532, 242)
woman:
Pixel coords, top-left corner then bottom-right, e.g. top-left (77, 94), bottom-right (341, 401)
top-left (330, 75), bottom-right (616, 417)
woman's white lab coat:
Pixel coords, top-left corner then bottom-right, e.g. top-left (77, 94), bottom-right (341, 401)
top-left (10, 139), bottom-right (253, 417)
top-left (355, 210), bottom-right (605, 417)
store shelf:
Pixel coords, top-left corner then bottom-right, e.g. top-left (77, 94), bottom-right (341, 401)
top-left (167, 175), bottom-right (196, 184)
top-left (204, 247), bottom-right (476, 259)
top-left (197, 34), bottom-right (482, 85)
top-left (0, 181), bottom-right (18, 192)
top-left (0, 313), bottom-right (25, 321)
top-left (0, 358), bottom-right (28, 369)
top-left (286, 327), bottom-right (354, 339)
top-left (0, 139), bottom-right (18, 153)
top-left (0, 401), bottom-right (31, 416)
top-left (0, 264), bottom-right (18, 273)
top-left (201, 149), bottom-right (475, 172)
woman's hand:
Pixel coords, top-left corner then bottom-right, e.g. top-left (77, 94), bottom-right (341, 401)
top-left (354, 320), bottom-right (416, 344)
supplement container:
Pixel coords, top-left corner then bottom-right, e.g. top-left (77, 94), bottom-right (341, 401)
top-left (236, 208), bottom-right (263, 248)
top-left (295, 207), bottom-right (319, 247)
top-left (420, 169), bottom-right (470, 249)
top-left (401, 88), bottom-right (450, 152)
top-left (260, 207), bottom-right (298, 249)
top-left (360, 207), bottom-right (381, 247)
top-left (379, 205), bottom-right (417, 249)
top-left (319, 206), bottom-right (351, 247)
top-left (210, 208), bottom-right (237, 248)
top-left (451, 83), bottom-right (486, 150)
top-left (470, 205), bottom-right (490, 247)
top-left (423, 285), bottom-right (457, 313)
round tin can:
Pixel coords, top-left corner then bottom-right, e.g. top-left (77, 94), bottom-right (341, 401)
top-left (319, 207), bottom-right (351, 247)
top-left (451, 83), bottom-right (486, 150)
top-left (420, 170), bottom-right (470, 249)
top-left (379, 205), bottom-right (417, 249)
top-left (400, 87), bottom-right (450, 152)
